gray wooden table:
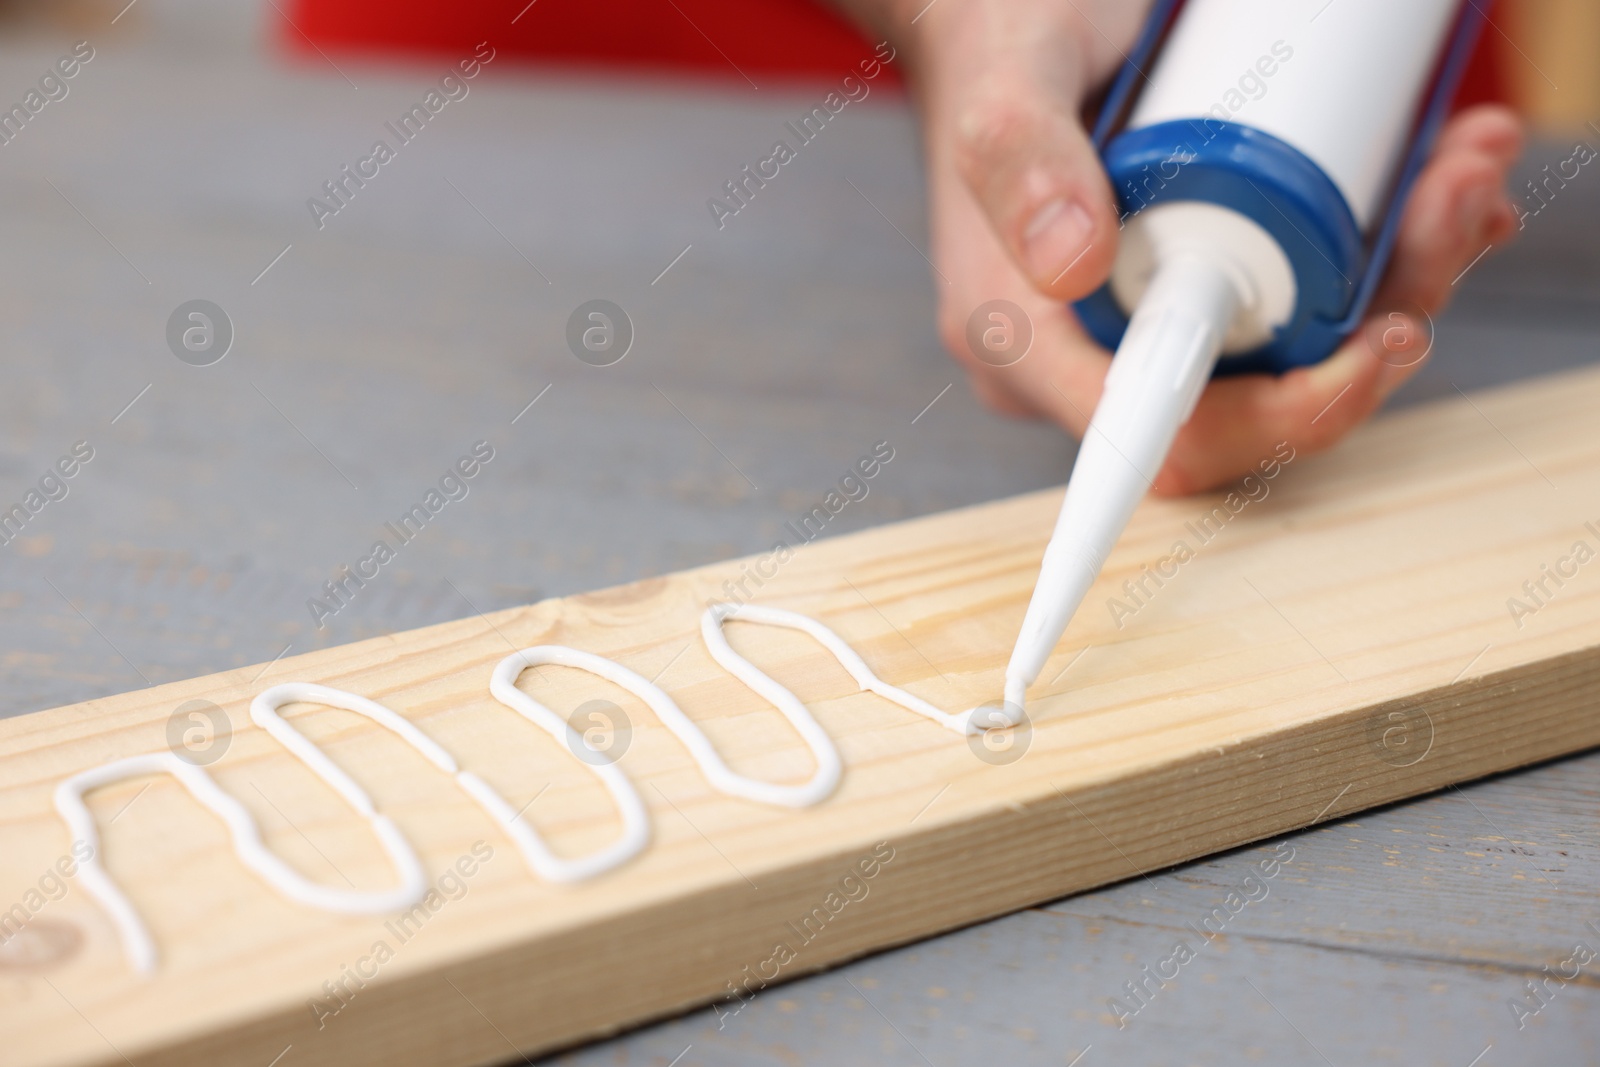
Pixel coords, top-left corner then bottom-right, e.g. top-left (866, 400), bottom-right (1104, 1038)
top-left (1, 5), bottom-right (1596, 1064)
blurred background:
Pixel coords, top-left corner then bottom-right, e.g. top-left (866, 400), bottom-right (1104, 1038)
top-left (0, 1), bottom-right (1597, 1063)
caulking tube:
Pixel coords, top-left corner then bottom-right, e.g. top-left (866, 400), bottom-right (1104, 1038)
top-left (1005, 0), bottom-right (1482, 704)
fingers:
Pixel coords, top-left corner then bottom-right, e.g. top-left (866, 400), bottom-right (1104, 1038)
top-left (930, 194), bottom-right (1110, 437)
top-left (1436, 103), bottom-right (1523, 166)
top-left (1377, 104), bottom-right (1522, 314)
top-left (952, 71), bottom-right (1122, 300)
top-left (926, 118), bottom-right (1113, 438)
top-left (1151, 346), bottom-right (1386, 496)
top-left (912, 1), bottom-right (1128, 302)
top-left (1151, 106), bottom-right (1525, 495)
top-left (1330, 103), bottom-right (1522, 410)
top-left (908, 0), bottom-right (1148, 432)
top-left (963, 366), bottom-right (1037, 418)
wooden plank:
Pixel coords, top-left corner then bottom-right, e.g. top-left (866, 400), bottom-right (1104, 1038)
top-left (571, 752), bottom-right (1600, 1066)
top-left (4, 366), bottom-right (1600, 1067)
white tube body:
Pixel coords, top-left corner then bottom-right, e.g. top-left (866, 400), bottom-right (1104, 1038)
top-left (1128, 0), bottom-right (1460, 226)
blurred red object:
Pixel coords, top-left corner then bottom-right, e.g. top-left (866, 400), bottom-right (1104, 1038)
top-left (282, 0), bottom-right (1505, 109)
top-left (281, 0), bottom-right (900, 83)
top-left (1454, 0), bottom-right (1511, 111)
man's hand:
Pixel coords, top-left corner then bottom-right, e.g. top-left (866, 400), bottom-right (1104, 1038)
top-left (845, 0), bottom-right (1522, 493)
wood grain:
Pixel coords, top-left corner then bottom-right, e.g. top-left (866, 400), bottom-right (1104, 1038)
top-left (4, 366), bottom-right (1600, 1067)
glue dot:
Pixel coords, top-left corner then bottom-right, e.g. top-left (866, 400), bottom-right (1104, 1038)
top-left (977, 701), bottom-right (1025, 729)
top-left (965, 702), bottom-right (1032, 766)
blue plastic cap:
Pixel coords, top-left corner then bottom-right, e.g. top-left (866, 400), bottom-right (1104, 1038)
top-left (1074, 119), bottom-right (1364, 377)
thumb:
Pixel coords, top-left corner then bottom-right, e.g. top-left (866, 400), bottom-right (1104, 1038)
top-left (952, 70), bottom-right (1121, 301)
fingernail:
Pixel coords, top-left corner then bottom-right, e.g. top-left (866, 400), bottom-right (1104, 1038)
top-left (1023, 198), bottom-right (1093, 284)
